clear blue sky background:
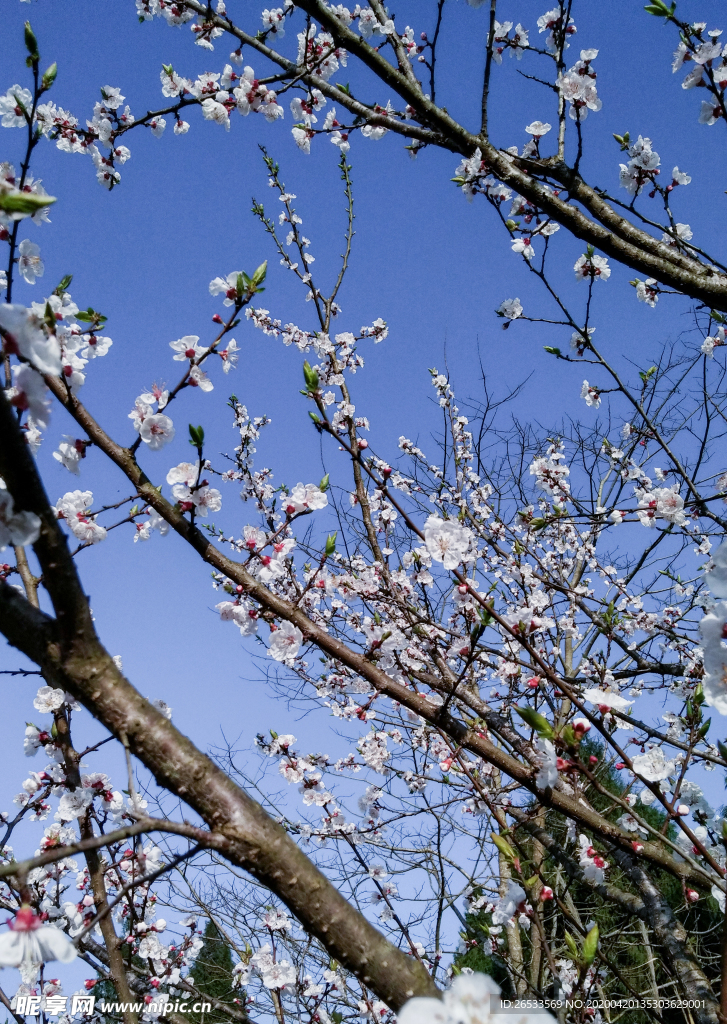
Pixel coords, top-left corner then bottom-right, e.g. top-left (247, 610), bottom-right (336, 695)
top-left (1, 0), bottom-right (726, 974)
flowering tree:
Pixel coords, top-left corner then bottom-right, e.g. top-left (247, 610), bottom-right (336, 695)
top-left (3, 2), bottom-right (727, 1024)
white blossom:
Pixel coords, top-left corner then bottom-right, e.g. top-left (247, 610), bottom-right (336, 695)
top-left (632, 748), bottom-right (677, 783)
top-left (423, 515), bottom-right (474, 570)
top-left (0, 908), bottom-right (77, 967)
top-left (399, 972), bottom-right (554, 1024)
top-left (268, 621), bottom-right (303, 664)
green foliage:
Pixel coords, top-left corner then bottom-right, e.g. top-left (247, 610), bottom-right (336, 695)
top-left (457, 741), bottom-right (722, 1018)
top-left (75, 306), bottom-right (107, 326)
top-left (644, 0), bottom-right (676, 17)
top-left (302, 360), bottom-right (319, 392)
top-left (189, 921), bottom-right (243, 1023)
top-left (188, 424), bottom-right (205, 449)
top-left (0, 190), bottom-right (55, 216)
top-left (24, 21), bottom-right (39, 64)
top-left (41, 62), bottom-right (57, 89)
top-left (514, 706), bottom-right (554, 740)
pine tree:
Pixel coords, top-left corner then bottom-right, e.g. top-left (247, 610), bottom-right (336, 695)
top-left (189, 920), bottom-right (245, 1024)
top-left (454, 739), bottom-right (722, 1021)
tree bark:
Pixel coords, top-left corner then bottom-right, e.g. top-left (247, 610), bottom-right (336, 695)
top-left (0, 392), bottom-right (438, 1013)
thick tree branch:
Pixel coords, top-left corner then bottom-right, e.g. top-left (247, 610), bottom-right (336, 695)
top-left (610, 849), bottom-right (720, 1024)
top-left (36, 381), bottom-right (721, 894)
top-left (0, 391), bottom-right (438, 1012)
top-left (176, 0), bottom-right (727, 309)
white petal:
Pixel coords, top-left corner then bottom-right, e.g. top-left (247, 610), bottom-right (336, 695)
top-left (0, 932), bottom-right (26, 966)
top-left (36, 926), bottom-right (77, 963)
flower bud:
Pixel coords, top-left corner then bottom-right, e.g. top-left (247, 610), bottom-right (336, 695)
top-left (42, 63), bottom-right (57, 90)
top-left (24, 21), bottom-right (39, 61)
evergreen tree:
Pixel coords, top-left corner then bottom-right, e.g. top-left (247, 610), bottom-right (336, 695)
top-left (454, 739), bottom-right (722, 1021)
top-left (189, 920), bottom-right (244, 1024)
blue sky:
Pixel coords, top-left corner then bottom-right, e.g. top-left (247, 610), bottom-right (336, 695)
top-left (1, 0), bottom-right (726, 949)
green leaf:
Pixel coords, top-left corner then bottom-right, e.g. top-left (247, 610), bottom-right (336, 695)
top-left (12, 93), bottom-right (30, 122)
top-left (718, 740), bottom-right (727, 761)
top-left (24, 21), bottom-right (39, 59)
top-left (0, 191), bottom-right (56, 217)
top-left (564, 931), bottom-right (579, 961)
top-left (478, 604), bottom-right (493, 628)
top-left (75, 307), bottom-right (107, 325)
top-left (319, 473), bottom-right (330, 492)
top-left (544, 346), bottom-right (563, 358)
top-left (188, 424), bottom-right (205, 448)
top-left (515, 706), bottom-right (554, 740)
top-left (638, 365), bottom-right (657, 384)
top-left (561, 724), bottom-right (577, 748)
top-left (325, 532), bottom-right (337, 557)
top-left (698, 718), bottom-right (712, 739)
top-left (613, 131), bottom-right (630, 151)
top-left (582, 924), bottom-right (599, 966)
top-left (303, 360), bottom-right (319, 391)
top-left (42, 63), bottom-right (57, 90)
top-left (251, 259), bottom-right (267, 287)
top-left (53, 274), bottom-right (73, 296)
top-left (644, 0), bottom-right (675, 15)
top-left (490, 833), bottom-right (516, 861)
